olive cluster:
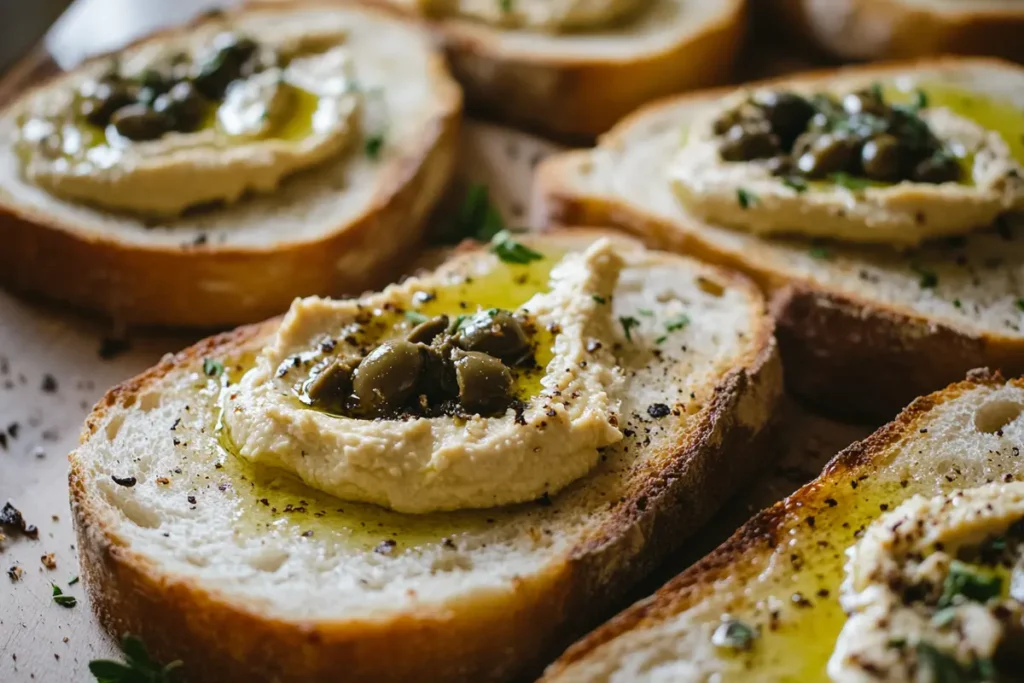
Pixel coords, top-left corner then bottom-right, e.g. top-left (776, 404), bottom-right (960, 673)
top-left (77, 32), bottom-right (273, 142)
top-left (306, 309), bottom-right (535, 419)
top-left (713, 87), bottom-right (960, 184)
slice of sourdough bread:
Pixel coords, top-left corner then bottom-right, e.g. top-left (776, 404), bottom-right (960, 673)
top-left (0, 2), bottom-right (461, 327)
top-left (541, 368), bottom-right (1024, 682)
top-left (772, 0), bottom-right (1024, 63)
top-left (352, 0), bottom-right (745, 139)
top-left (68, 230), bottom-right (781, 683)
top-left (534, 58), bottom-right (1024, 421)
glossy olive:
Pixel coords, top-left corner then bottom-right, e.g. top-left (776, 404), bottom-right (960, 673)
top-left (763, 155), bottom-right (792, 176)
top-left (110, 104), bottom-right (173, 141)
top-left (306, 357), bottom-right (358, 406)
top-left (754, 91), bottom-right (815, 148)
top-left (352, 340), bottom-right (423, 413)
top-left (406, 315), bottom-right (449, 345)
top-left (860, 134), bottom-right (903, 182)
top-left (78, 81), bottom-right (135, 127)
top-left (454, 351), bottom-right (513, 414)
top-left (912, 153), bottom-right (961, 184)
top-left (796, 134), bottom-right (856, 178)
top-left (718, 123), bottom-right (781, 162)
top-left (454, 310), bottom-right (531, 363)
top-left (192, 33), bottom-right (259, 100)
top-left (152, 81), bottom-right (207, 132)
top-left (842, 90), bottom-right (885, 117)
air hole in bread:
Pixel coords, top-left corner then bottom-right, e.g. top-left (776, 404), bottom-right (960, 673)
top-left (247, 547), bottom-right (289, 573)
top-left (105, 414), bottom-right (125, 442)
top-left (974, 399), bottom-right (1024, 434)
top-left (138, 392), bottom-right (161, 412)
top-left (696, 277), bottom-right (725, 297)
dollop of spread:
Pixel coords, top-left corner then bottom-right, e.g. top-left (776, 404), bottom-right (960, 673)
top-left (829, 481), bottom-right (1024, 682)
top-left (223, 239), bottom-right (626, 513)
top-left (16, 28), bottom-right (361, 216)
top-left (670, 81), bottom-right (1024, 246)
top-left (418, 0), bottom-right (650, 32)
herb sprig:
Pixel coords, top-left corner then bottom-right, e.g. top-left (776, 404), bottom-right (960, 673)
top-left (89, 634), bottom-right (182, 683)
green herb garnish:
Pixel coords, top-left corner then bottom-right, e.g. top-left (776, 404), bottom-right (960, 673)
top-left (592, 295), bottom-right (607, 304)
top-left (499, 0), bottom-right (513, 11)
top-left (868, 82), bottom-right (884, 102)
top-left (665, 314), bottom-right (691, 333)
top-left (405, 311), bottom-right (428, 325)
top-left (782, 177), bottom-right (808, 193)
top-left (912, 89), bottom-right (929, 111)
top-left (737, 188), bottom-right (758, 209)
top-left (711, 619), bottom-right (757, 651)
top-left (68, 576), bottom-right (80, 586)
top-left (937, 560), bottom-right (1002, 607)
top-left (619, 316), bottom-right (641, 342)
top-left (51, 583), bottom-right (76, 608)
top-left (89, 634), bottom-right (182, 683)
top-left (1016, 299), bottom-right (1024, 313)
top-left (447, 184), bottom-right (507, 243)
top-left (655, 335), bottom-right (668, 345)
top-left (830, 172), bottom-right (873, 190)
top-left (202, 358), bottom-right (224, 378)
top-left (490, 230), bottom-right (543, 265)
top-left (364, 133), bottom-right (385, 159)
top-left (808, 245), bottom-right (832, 260)
top-left (915, 641), bottom-right (994, 683)
top-left (912, 264), bottom-right (939, 289)
top-left (638, 308), bottom-right (654, 317)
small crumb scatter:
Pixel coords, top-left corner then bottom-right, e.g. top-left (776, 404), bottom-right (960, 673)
top-left (40, 554), bottom-right (56, 570)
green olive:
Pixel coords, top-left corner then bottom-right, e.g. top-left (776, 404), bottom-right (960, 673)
top-left (842, 89), bottom-right (885, 117)
top-left (152, 81), bottom-right (207, 132)
top-left (453, 351), bottom-right (513, 415)
top-left (78, 81), bottom-right (135, 127)
top-left (754, 91), bottom-right (815, 149)
top-left (454, 310), bottom-right (531, 363)
top-left (352, 340), bottom-right (424, 413)
top-left (110, 104), bottom-right (173, 141)
top-left (718, 123), bottom-right (781, 162)
top-left (305, 357), bottom-right (358, 407)
top-left (192, 33), bottom-right (259, 100)
top-left (912, 153), bottom-right (961, 184)
top-left (860, 134), bottom-right (904, 182)
top-left (407, 315), bottom-right (449, 345)
top-left (796, 134), bottom-right (857, 178)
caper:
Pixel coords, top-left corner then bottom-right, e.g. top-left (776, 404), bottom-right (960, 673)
top-left (110, 104), bottom-right (173, 141)
top-left (407, 315), bottom-right (449, 345)
top-left (352, 340), bottom-right (423, 413)
top-left (718, 123), bottom-right (781, 162)
top-left (754, 91), bottom-right (815, 149)
top-left (860, 134), bottom-right (903, 182)
top-left (912, 153), bottom-right (961, 184)
top-left (152, 81), bottom-right (207, 132)
top-left (78, 81), bottom-right (134, 127)
top-left (453, 351), bottom-right (513, 415)
top-left (454, 309), bottom-right (531, 363)
top-left (796, 134), bottom-right (857, 178)
top-left (305, 356), bottom-right (358, 407)
top-left (192, 33), bottom-right (259, 99)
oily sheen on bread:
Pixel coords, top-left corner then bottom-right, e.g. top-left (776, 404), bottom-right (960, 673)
top-left (534, 58), bottom-right (1024, 421)
top-left (772, 0), bottom-right (1024, 63)
top-left (68, 230), bottom-right (781, 683)
top-left (0, 2), bottom-right (461, 327)
top-left (541, 369), bottom-right (1024, 681)
top-left (350, 0), bottom-right (745, 139)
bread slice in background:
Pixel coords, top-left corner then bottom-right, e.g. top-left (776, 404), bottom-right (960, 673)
top-left (541, 368), bottom-right (1024, 681)
top-left (534, 58), bottom-right (1024, 421)
top-left (68, 230), bottom-right (779, 683)
top-left (350, 0), bottom-right (746, 140)
top-left (0, 2), bottom-right (462, 328)
top-left (769, 0), bottom-right (1024, 62)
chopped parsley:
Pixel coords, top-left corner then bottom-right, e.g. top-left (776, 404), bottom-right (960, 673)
top-left (953, 299), bottom-right (963, 309)
top-left (449, 184), bottom-right (507, 243)
top-left (655, 335), bottom-right (668, 345)
top-left (1016, 298), bottom-right (1024, 312)
top-left (499, 0), bottom-right (513, 11)
top-left (51, 583), bottom-right (76, 608)
top-left (782, 177), bottom-right (808, 193)
top-left (490, 230), bottom-right (543, 265)
top-left (737, 187), bottom-right (758, 209)
top-left (711, 619), bottom-right (757, 651)
top-left (404, 311), bottom-right (428, 325)
top-left (592, 295), bottom-right (607, 304)
top-left (89, 634), bottom-right (182, 683)
top-left (829, 172), bottom-right (873, 191)
top-left (665, 314), bottom-right (691, 333)
top-left (364, 133), bottom-right (385, 159)
top-left (638, 308), bottom-right (654, 317)
top-left (808, 245), bottom-right (832, 260)
top-left (68, 575), bottom-right (79, 586)
top-left (912, 89), bottom-right (929, 111)
top-left (912, 264), bottom-right (939, 289)
top-left (202, 358), bottom-right (224, 378)
top-left (937, 560), bottom-right (1002, 607)
top-left (619, 316), bottom-right (641, 342)
top-left (916, 640), bottom-right (995, 683)
top-left (868, 81), bottom-right (884, 102)
top-left (447, 314), bottom-right (469, 334)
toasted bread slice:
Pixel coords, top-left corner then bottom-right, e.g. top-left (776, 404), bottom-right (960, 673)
top-left (68, 230), bottom-right (781, 683)
top-left (0, 2), bottom-right (461, 327)
top-left (774, 0), bottom-right (1024, 62)
top-left (534, 58), bottom-right (1024, 421)
top-left (541, 368), bottom-right (1024, 681)
top-left (350, 0), bottom-right (745, 139)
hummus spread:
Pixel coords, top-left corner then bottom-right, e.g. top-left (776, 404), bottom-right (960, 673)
top-left (829, 482), bottom-right (1024, 682)
top-left (223, 239), bottom-right (626, 513)
top-left (15, 29), bottom-right (361, 216)
top-left (419, 0), bottom-right (649, 32)
top-left (670, 82), bottom-right (1024, 247)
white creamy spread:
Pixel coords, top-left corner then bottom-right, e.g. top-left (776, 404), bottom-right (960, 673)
top-left (829, 481), bottom-right (1024, 682)
top-left (223, 240), bottom-right (627, 513)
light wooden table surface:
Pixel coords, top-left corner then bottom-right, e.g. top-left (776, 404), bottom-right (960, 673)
top-left (0, 2), bottom-right (870, 681)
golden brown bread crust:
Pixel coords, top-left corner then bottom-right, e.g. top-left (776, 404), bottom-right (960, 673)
top-left (541, 368), bottom-right (1011, 677)
top-left (773, 0), bottom-right (1024, 62)
top-left (533, 57), bottom-right (1024, 420)
top-left (354, 0), bottom-right (746, 140)
top-left (68, 231), bottom-right (782, 683)
top-left (0, 1), bottom-right (462, 328)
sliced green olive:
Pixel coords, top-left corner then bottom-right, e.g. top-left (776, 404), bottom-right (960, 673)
top-left (110, 104), bottom-right (173, 141)
top-left (306, 356), bottom-right (358, 407)
top-left (796, 134), bottom-right (857, 179)
top-left (352, 340), bottom-right (423, 413)
top-left (152, 81), bottom-right (207, 133)
top-left (453, 351), bottom-right (512, 415)
top-left (454, 310), bottom-right (531, 363)
top-left (753, 91), bottom-right (815, 149)
top-left (407, 315), bottom-right (449, 345)
top-left (861, 134), bottom-right (904, 182)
